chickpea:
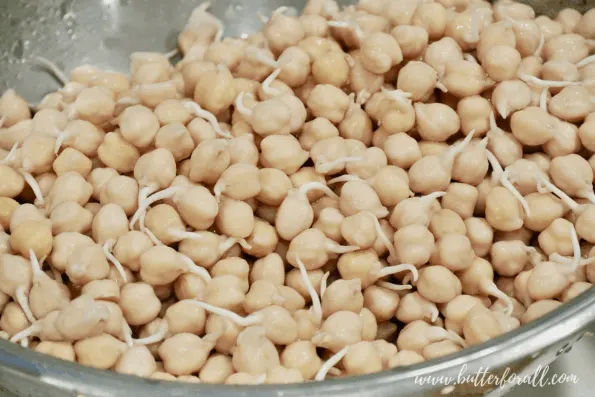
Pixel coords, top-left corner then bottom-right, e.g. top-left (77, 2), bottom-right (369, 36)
top-left (543, 34), bottom-right (589, 64)
top-left (360, 32), bottom-right (403, 75)
top-left (307, 84), bottom-right (351, 123)
top-left (97, 132), bottom-right (140, 174)
top-left (521, 300), bottom-right (562, 324)
top-left (159, 333), bottom-right (215, 376)
top-left (391, 25), bottom-right (428, 59)
top-left (462, 304), bottom-right (502, 346)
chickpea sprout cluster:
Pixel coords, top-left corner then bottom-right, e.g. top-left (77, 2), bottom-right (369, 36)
top-left (1, 0), bottom-right (595, 385)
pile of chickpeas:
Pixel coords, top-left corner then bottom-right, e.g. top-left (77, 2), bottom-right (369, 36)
top-left (0, 0), bottom-right (595, 385)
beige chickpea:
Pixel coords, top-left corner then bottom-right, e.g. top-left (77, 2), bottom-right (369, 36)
top-left (0, 197), bottom-right (18, 230)
top-left (538, 218), bottom-right (575, 257)
top-left (49, 201), bottom-right (93, 235)
top-left (232, 326), bottom-right (280, 374)
top-left (417, 266), bottom-right (462, 304)
top-left (196, 353), bottom-right (234, 384)
top-left (154, 123), bottom-right (195, 162)
top-left (523, 193), bottom-right (566, 232)
top-left (164, 299), bottom-right (206, 336)
top-left (0, 165), bottom-right (24, 199)
top-left (111, 231), bottom-right (154, 273)
top-left (388, 350), bottom-right (425, 368)
top-left (396, 61), bottom-right (437, 102)
top-left (287, 228), bottom-right (358, 271)
top-left (0, 89), bottom-right (31, 127)
top-left (321, 278), bottom-right (364, 318)
top-left (97, 132), bottom-right (140, 174)
top-left (574, 7), bottom-right (595, 38)
top-left (491, 80), bottom-right (532, 119)
top-left (412, 2), bottom-right (447, 41)
top-left (391, 25), bottom-right (428, 59)
top-left (360, 32), bottom-right (403, 75)
top-left (555, 8), bottom-right (582, 33)
top-left (491, 240), bottom-right (533, 278)
top-left (550, 154), bottom-right (595, 199)
top-left (119, 282), bottom-right (161, 326)
top-left (485, 186), bottom-right (523, 232)
top-left (68, 86), bottom-right (115, 125)
top-left (459, 257), bottom-right (513, 313)
top-left (44, 172), bottom-right (92, 215)
top-left (395, 291), bottom-right (439, 324)
top-left (463, 304), bottom-right (502, 346)
top-left (383, 133), bottom-right (421, 170)
top-left (543, 34), bottom-right (589, 64)
top-left (35, 341), bottom-right (75, 362)
top-left (463, 218), bottom-right (493, 257)
top-left (307, 84), bottom-right (351, 123)
top-left (396, 320), bottom-right (463, 354)
top-left (544, 120), bottom-right (580, 158)
top-left (281, 340), bottom-right (321, 380)
top-left (53, 295), bottom-right (110, 341)
top-left (311, 51), bottom-right (349, 88)
top-left (312, 207), bottom-right (343, 243)
top-left (422, 340), bottom-right (463, 360)
top-left (562, 282), bottom-right (592, 303)
top-left (87, 168), bottom-right (118, 201)
top-left (9, 218), bottom-right (52, 260)
top-left (19, 134), bottom-right (55, 175)
top-left (159, 333), bottom-right (215, 376)
top-left (429, 208), bottom-right (466, 240)
top-left (342, 341), bottom-right (383, 375)
top-left (80, 279), bottom-right (119, 303)
top-left (90, 203), bottom-right (128, 245)
top-left (116, 105), bottom-right (159, 148)
top-left (361, 285), bottom-right (399, 323)
top-left (114, 345), bottom-right (157, 378)
top-left (339, 103), bottom-right (374, 148)
top-left (430, 233), bottom-right (475, 272)
top-left (52, 148), bottom-right (92, 178)
top-left (299, 117), bottom-right (340, 151)
top-left (393, 224), bottom-right (436, 267)
top-left (521, 300), bottom-right (562, 324)
top-left (528, 261), bottom-right (571, 301)
top-left (0, 302), bottom-right (30, 337)
top-left (423, 37), bottom-right (464, 77)
top-left (457, 96), bottom-right (492, 137)
top-left (441, 184), bottom-right (478, 220)
top-left (260, 135), bottom-right (309, 175)
top-left (375, 94), bottom-right (416, 135)
top-left (312, 310), bottom-right (363, 352)
top-left (203, 275), bottom-right (246, 312)
top-left (339, 179), bottom-right (388, 218)
top-left (50, 232), bottom-right (94, 272)
top-left (193, 66), bottom-right (237, 115)
top-left (510, 106), bottom-right (557, 146)
top-left (442, 60), bottom-right (491, 98)
top-left (214, 197), bottom-right (254, 239)
top-left (65, 243), bottom-right (110, 285)
top-left (246, 253), bottom-right (284, 287)
top-left (97, 175), bottom-right (139, 217)
top-left (549, 86), bottom-right (592, 123)
top-left (483, 45), bottom-right (521, 82)
top-left (74, 334), bottom-right (127, 369)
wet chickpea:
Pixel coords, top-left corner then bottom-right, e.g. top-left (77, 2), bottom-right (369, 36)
top-left (543, 34), bottom-right (589, 64)
top-left (521, 300), bottom-right (562, 324)
top-left (6, 0), bottom-right (595, 382)
top-left (457, 96), bottom-right (492, 137)
top-left (417, 266), bottom-right (462, 304)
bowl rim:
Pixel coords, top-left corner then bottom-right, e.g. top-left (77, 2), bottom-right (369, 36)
top-left (0, 289), bottom-right (594, 397)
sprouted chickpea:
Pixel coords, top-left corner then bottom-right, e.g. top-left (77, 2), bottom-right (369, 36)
top-left (5, 0), bottom-right (595, 384)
